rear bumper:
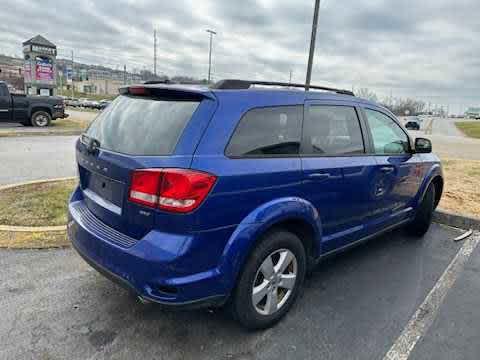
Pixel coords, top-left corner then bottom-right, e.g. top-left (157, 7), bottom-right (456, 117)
top-left (53, 111), bottom-right (69, 119)
top-left (67, 188), bottom-right (230, 307)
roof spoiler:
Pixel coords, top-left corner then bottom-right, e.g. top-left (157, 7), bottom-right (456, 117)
top-left (119, 84), bottom-right (215, 100)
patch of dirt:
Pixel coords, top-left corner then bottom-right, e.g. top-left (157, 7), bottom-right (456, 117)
top-left (439, 159), bottom-right (480, 218)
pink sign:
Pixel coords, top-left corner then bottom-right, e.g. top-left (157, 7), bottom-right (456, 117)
top-left (35, 57), bottom-right (54, 81)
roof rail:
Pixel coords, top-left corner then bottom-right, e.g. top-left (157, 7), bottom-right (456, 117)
top-left (211, 79), bottom-right (355, 96)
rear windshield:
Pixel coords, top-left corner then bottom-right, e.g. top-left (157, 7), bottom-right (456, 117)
top-left (85, 95), bottom-right (199, 155)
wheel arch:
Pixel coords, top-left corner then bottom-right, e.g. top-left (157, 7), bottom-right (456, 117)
top-left (416, 163), bottom-right (444, 209)
top-left (431, 175), bottom-right (443, 209)
top-left (218, 197), bottom-right (322, 292)
top-left (29, 105), bottom-right (52, 118)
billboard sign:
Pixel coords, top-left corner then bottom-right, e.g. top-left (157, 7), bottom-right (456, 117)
top-left (31, 45), bottom-right (56, 56)
top-left (65, 66), bottom-right (73, 84)
top-left (35, 56), bottom-right (54, 82)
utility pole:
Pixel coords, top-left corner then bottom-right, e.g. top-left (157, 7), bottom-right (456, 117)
top-left (206, 29), bottom-right (217, 83)
top-left (305, 0), bottom-right (321, 91)
top-left (153, 29), bottom-right (157, 77)
top-left (71, 50), bottom-right (74, 99)
top-left (123, 65), bottom-right (127, 85)
top-left (289, 70), bottom-right (293, 84)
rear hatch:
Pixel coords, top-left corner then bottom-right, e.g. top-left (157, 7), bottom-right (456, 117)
top-left (76, 86), bottom-right (216, 239)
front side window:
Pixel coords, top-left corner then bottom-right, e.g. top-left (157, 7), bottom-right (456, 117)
top-left (365, 109), bottom-right (410, 155)
top-left (302, 105), bottom-right (365, 155)
top-left (226, 106), bottom-right (302, 157)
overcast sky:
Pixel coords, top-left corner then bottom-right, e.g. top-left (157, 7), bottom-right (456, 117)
top-left (1, 0), bottom-right (479, 110)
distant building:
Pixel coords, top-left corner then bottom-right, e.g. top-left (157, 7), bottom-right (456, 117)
top-left (0, 56), bottom-right (24, 91)
top-left (23, 35), bottom-right (57, 96)
top-left (75, 79), bottom-right (125, 96)
top-left (465, 107), bottom-right (480, 119)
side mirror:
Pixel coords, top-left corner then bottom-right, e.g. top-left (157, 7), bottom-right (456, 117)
top-left (415, 138), bottom-right (432, 153)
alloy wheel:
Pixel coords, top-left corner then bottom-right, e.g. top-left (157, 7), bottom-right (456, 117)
top-left (251, 248), bottom-right (298, 316)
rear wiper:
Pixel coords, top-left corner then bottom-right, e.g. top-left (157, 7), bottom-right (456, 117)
top-left (82, 134), bottom-right (101, 155)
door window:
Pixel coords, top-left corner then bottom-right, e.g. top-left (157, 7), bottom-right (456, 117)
top-left (302, 105), bottom-right (365, 155)
top-left (364, 109), bottom-right (410, 155)
top-left (226, 106), bottom-right (302, 157)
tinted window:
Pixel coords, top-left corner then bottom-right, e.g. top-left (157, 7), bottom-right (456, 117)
top-left (85, 95), bottom-right (199, 156)
top-left (226, 106), bottom-right (302, 157)
top-left (365, 109), bottom-right (410, 154)
top-left (302, 106), bottom-right (364, 155)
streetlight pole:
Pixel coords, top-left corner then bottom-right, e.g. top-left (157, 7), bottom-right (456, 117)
top-left (206, 29), bottom-right (217, 83)
top-left (305, 0), bottom-right (321, 91)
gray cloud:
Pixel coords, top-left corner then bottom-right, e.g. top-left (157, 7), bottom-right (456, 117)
top-left (1, 0), bottom-right (479, 108)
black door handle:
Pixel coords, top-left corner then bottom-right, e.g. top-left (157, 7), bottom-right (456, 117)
top-left (380, 166), bottom-right (395, 174)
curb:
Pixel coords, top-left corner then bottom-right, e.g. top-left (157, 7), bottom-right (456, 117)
top-left (0, 177), bottom-right (75, 249)
top-left (0, 130), bottom-right (83, 138)
top-left (434, 209), bottom-right (480, 231)
top-left (0, 177), bottom-right (76, 192)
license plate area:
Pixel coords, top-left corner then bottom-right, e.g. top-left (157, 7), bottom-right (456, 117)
top-left (85, 170), bottom-right (125, 208)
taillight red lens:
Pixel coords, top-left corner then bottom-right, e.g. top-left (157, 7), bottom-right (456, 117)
top-left (128, 169), bottom-right (163, 207)
top-left (128, 169), bottom-right (216, 213)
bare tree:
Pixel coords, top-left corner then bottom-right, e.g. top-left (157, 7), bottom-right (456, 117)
top-left (392, 98), bottom-right (426, 116)
top-left (356, 88), bottom-right (378, 102)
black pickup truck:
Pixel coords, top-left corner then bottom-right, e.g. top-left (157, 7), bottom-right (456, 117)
top-left (0, 81), bottom-right (68, 127)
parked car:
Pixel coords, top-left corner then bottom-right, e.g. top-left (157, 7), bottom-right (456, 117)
top-left (0, 81), bottom-right (68, 126)
top-left (405, 120), bottom-right (420, 130)
top-left (65, 98), bottom-right (81, 107)
top-left (98, 99), bottom-right (112, 110)
top-left (68, 80), bottom-right (443, 329)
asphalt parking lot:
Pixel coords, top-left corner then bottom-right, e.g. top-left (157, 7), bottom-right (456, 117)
top-left (2, 224), bottom-right (478, 360)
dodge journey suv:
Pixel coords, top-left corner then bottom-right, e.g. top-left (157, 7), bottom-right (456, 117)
top-left (68, 80), bottom-right (443, 329)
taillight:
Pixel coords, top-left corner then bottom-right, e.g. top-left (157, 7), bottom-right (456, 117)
top-left (128, 169), bottom-right (216, 213)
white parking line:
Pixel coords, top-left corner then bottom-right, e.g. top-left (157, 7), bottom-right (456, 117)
top-left (383, 232), bottom-right (480, 360)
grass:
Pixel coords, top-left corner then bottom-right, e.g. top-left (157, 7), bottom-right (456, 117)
top-left (439, 158), bottom-right (480, 218)
top-left (455, 121), bottom-right (480, 139)
top-left (0, 115), bottom-right (93, 137)
top-left (51, 116), bottom-right (92, 131)
top-left (0, 180), bottom-right (77, 227)
top-left (58, 89), bottom-right (117, 101)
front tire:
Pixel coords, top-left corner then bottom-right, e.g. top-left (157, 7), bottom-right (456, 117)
top-left (230, 230), bottom-right (306, 330)
top-left (408, 184), bottom-right (436, 236)
top-left (31, 111), bottom-right (51, 127)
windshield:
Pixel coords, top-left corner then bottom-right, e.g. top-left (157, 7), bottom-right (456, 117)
top-left (85, 95), bottom-right (199, 156)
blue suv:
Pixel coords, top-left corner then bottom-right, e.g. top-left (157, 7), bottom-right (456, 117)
top-left (68, 80), bottom-right (443, 329)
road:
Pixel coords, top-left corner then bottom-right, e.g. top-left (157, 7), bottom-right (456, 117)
top-left (0, 135), bottom-right (77, 185)
top-left (404, 117), bottom-right (480, 160)
top-left (2, 225), bottom-right (479, 360)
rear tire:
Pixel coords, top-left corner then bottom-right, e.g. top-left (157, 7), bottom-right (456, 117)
top-left (407, 184), bottom-right (436, 237)
top-left (31, 111), bottom-right (51, 127)
top-left (230, 230), bottom-right (306, 330)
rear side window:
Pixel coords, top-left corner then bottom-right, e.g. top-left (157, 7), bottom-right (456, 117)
top-left (0, 84), bottom-right (7, 96)
top-left (226, 106), bottom-right (302, 157)
top-left (85, 95), bottom-right (199, 156)
top-left (302, 105), bottom-right (365, 155)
